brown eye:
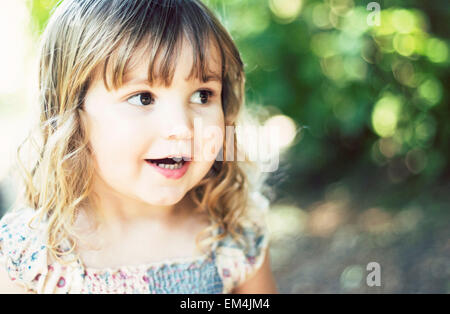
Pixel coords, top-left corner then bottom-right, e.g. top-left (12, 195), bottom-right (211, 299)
top-left (191, 90), bottom-right (214, 105)
top-left (127, 93), bottom-right (154, 106)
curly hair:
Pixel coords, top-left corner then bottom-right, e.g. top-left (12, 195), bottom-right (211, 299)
top-left (13, 0), bottom-right (270, 264)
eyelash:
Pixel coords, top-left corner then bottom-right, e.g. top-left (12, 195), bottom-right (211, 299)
top-left (126, 89), bottom-right (216, 107)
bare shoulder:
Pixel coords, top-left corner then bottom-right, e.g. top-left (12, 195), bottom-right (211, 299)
top-left (0, 263), bottom-right (29, 294)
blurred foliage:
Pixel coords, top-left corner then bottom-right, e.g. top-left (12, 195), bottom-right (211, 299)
top-left (28, 0), bottom-right (450, 211)
top-left (203, 0), bottom-right (450, 211)
top-left (27, 0), bottom-right (59, 33)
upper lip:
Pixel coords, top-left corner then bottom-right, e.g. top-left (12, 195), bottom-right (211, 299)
top-left (145, 154), bottom-right (192, 161)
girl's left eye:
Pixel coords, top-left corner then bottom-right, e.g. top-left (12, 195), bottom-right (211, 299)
top-left (191, 90), bottom-right (214, 105)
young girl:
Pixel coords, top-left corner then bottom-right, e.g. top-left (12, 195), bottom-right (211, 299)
top-left (0, 0), bottom-right (277, 294)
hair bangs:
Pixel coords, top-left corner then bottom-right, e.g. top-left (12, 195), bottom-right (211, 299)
top-left (99, 0), bottom-right (225, 91)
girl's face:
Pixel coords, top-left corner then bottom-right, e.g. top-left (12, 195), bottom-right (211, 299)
top-left (81, 39), bottom-right (224, 209)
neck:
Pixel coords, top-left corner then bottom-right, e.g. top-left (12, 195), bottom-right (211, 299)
top-left (71, 177), bottom-right (199, 249)
top-left (72, 193), bottom-right (197, 251)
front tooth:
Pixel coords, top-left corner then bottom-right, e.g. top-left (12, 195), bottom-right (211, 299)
top-left (156, 162), bottom-right (182, 170)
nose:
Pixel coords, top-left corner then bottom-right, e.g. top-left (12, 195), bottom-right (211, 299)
top-left (167, 125), bottom-right (193, 141)
top-left (159, 99), bottom-right (194, 141)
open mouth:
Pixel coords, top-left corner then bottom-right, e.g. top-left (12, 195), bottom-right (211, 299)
top-left (145, 157), bottom-right (187, 170)
top-left (145, 157), bottom-right (191, 179)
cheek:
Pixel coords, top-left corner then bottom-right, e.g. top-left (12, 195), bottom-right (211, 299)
top-left (86, 111), bottom-right (147, 178)
top-left (195, 113), bottom-right (225, 163)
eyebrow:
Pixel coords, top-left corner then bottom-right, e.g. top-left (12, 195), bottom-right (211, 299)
top-left (201, 73), bottom-right (222, 83)
top-left (122, 72), bottom-right (222, 86)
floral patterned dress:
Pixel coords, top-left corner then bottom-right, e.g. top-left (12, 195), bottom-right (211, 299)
top-left (0, 192), bottom-right (270, 294)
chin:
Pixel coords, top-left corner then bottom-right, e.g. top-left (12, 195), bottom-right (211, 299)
top-left (139, 189), bottom-right (186, 206)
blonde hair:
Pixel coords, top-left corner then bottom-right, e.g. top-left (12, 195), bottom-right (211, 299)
top-left (14, 0), bottom-right (270, 264)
